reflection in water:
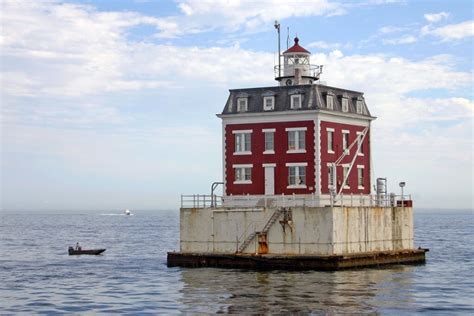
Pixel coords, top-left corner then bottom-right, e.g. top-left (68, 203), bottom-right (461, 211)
top-left (177, 266), bottom-right (416, 314)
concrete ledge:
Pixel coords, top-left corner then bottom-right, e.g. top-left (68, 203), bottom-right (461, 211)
top-left (167, 248), bottom-right (428, 271)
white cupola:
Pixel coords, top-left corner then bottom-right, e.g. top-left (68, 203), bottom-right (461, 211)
top-left (275, 37), bottom-right (322, 86)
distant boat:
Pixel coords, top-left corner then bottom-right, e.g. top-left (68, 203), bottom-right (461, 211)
top-left (125, 209), bottom-right (131, 215)
top-left (68, 247), bottom-right (106, 255)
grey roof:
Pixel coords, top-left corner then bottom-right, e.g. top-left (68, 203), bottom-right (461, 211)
top-left (221, 84), bottom-right (372, 117)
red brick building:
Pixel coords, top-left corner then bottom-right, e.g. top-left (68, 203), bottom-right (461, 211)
top-left (218, 37), bottom-right (374, 205)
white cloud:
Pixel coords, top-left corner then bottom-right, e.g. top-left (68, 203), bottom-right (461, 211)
top-left (424, 12), bottom-right (450, 23)
top-left (378, 25), bottom-right (409, 34)
top-left (308, 41), bottom-right (352, 50)
top-left (421, 20), bottom-right (474, 41)
top-left (383, 35), bottom-right (417, 45)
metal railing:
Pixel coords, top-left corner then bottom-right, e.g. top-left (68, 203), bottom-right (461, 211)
top-left (274, 64), bottom-right (323, 79)
top-left (181, 193), bottom-right (412, 209)
top-left (180, 194), bottom-right (222, 209)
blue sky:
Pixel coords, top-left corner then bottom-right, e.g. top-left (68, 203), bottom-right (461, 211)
top-left (1, 0), bottom-right (473, 211)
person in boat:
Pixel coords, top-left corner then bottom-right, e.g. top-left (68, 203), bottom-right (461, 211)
top-left (76, 242), bottom-right (81, 251)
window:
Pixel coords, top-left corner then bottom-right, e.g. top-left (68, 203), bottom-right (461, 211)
top-left (263, 129), bottom-right (275, 153)
top-left (263, 96), bottom-right (274, 111)
top-left (356, 100), bottom-right (363, 114)
top-left (342, 97), bottom-right (348, 112)
top-left (342, 130), bottom-right (350, 151)
top-left (286, 127), bottom-right (306, 153)
top-left (327, 95), bottom-right (334, 109)
top-left (327, 128), bottom-right (334, 153)
top-left (237, 98), bottom-right (248, 112)
top-left (328, 163), bottom-right (335, 189)
top-left (342, 165), bottom-right (350, 189)
top-left (357, 132), bottom-right (364, 156)
top-left (233, 130), bottom-right (252, 154)
top-left (357, 166), bottom-right (364, 189)
top-left (286, 162), bottom-right (307, 188)
top-left (290, 94), bottom-right (302, 109)
top-left (234, 164), bottom-right (252, 184)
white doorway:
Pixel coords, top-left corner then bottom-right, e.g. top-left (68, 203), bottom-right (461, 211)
top-left (264, 166), bottom-right (275, 195)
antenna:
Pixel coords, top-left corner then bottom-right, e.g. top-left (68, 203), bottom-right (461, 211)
top-left (274, 20), bottom-right (281, 78)
top-left (286, 27), bottom-right (290, 49)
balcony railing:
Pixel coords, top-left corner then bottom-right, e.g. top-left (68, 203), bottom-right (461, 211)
top-left (274, 64), bottom-right (323, 80)
top-left (180, 193), bottom-right (412, 209)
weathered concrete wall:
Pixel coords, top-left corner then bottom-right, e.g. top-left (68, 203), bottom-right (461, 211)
top-left (179, 206), bottom-right (414, 255)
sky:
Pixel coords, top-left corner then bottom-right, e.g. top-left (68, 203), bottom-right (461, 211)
top-left (1, 0), bottom-right (473, 211)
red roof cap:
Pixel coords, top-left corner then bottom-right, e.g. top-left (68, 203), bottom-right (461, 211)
top-left (283, 37), bottom-right (310, 54)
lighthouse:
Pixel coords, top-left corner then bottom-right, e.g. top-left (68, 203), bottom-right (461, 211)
top-left (168, 34), bottom-right (427, 270)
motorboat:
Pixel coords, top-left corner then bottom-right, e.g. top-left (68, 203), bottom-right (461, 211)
top-left (68, 246), bottom-right (106, 255)
top-left (125, 209), bottom-right (131, 215)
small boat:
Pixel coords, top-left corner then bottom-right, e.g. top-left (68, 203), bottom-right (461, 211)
top-left (68, 246), bottom-right (106, 255)
top-left (125, 209), bottom-right (131, 215)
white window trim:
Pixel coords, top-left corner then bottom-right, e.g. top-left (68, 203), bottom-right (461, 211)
top-left (234, 151), bottom-right (252, 156)
top-left (342, 164), bottom-right (350, 189)
top-left (357, 131), bottom-right (365, 156)
top-left (237, 97), bottom-right (248, 112)
top-left (357, 165), bottom-right (365, 189)
top-left (326, 95), bottom-right (334, 110)
top-left (263, 150), bottom-right (275, 155)
top-left (286, 162), bottom-right (307, 189)
top-left (327, 163), bottom-right (336, 190)
top-left (326, 128), bottom-right (335, 154)
top-left (287, 128), bottom-right (306, 153)
top-left (342, 130), bottom-right (350, 150)
top-left (263, 96), bottom-right (275, 111)
top-left (262, 163), bottom-right (276, 167)
top-left (233, 164), bottom-right (253, 184)
top-left (341, 97), bottom-right (349, 112)
top-left (356, 100), bottom-right (363, 114)
top-left (290, 94), bottom-right (302, 109)
top-left (232, 129), bottom-right (253, 134)
top-left (263, 129), bottom-right (275, 154)
top-left (285, 127), bottom-right (307, 132)
top-left (262, 128), bottom-right (276, 132)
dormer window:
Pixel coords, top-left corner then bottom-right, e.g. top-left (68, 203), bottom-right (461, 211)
top-left (326, 95), bottom-right (334, 110)
top-left (290, 94), bottom-right (302, 109)
top-left (237, 98), bottom-right (248, 112)
top-left (263, 96), bottom-right (274, 111)
top-left (356, 98), bottom-right (363, 114)
top-left (342, 97), bottom-right (348, 112)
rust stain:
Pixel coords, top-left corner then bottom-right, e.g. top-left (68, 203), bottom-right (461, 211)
top-left (257, 232), bottom-right (268, 254)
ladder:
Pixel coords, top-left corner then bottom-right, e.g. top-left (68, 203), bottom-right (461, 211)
top-left (236, 208), bottom-right (284, 253)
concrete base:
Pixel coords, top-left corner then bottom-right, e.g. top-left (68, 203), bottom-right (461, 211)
top-left (167, 248), bottom-right (428, 271)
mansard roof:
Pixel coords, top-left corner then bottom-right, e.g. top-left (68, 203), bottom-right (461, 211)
top-left (221, 84), bottom-right (372, 117)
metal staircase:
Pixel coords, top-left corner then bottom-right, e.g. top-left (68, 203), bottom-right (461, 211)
top-left (237, 208), bottom-right (284, 253)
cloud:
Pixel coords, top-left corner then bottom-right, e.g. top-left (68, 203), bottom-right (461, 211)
top-left (382, 35), bottom-right (417, 45)
top-left (308, 41), bottom-right (352, 50)
top-left (421, 20), bottom-right (474, 41)
top-left (424, 12), bottom-right (450, 23)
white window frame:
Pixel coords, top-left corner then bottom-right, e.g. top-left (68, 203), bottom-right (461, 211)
top-left (286, 127), bottom-right (307, 153)
top-left (342, 164), bottom-right (350, 189)
top-left (233, 164), bottom-right (252, 184)
top-left (357, 165), bottom-right (365, 189)
top-left (356, 100), bottom-right (363, 114)
top-left (357, 131), bottom-right (364, 156)
top-left (263, 128), bottom-right (275, 154)
top-left (233, 130), bottom-right (252, 155)
top-left (263, 96), bottom-right (275, 111)
top-left (327, 95), bottom-right (334, 110)
top-left (342, 130), bottom-right (350, 151)
top-left (327, 163), bottom-right (336, 190)
top-left (237, 97), bottom-right (248, 112)
top-left (290, 94), bottom-right (302, 109)
top-left (326, 128), bottom-right (335, 154)
top-left (341, 97), bottom-right (349, 112)
top-left (286, 162), bottom-right (308, 189)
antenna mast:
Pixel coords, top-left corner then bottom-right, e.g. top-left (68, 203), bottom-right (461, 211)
top-left (274, 20), bottom-right (281, 78)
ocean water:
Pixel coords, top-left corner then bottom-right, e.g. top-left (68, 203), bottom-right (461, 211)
top-left (0, 210), bottom-right (473, 314)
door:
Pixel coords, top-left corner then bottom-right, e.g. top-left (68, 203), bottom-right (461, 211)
top-left (264, 167), bottom-right (275, 195)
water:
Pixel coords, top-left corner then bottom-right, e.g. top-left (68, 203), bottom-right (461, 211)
top-left (1, 210), bottom-right (473, 314)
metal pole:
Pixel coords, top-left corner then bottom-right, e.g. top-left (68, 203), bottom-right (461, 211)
top-left (275, 21), bottom-right (281, 78)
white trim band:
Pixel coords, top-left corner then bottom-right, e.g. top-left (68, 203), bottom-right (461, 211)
top-left (285, 127), bottom-right (307, 132)
top-left (262, 163), bottom-right (277, 167)
top-left (233, 164), bottom-right (253, 168)
top-left (286, 162), bottom-right (308, 167)
top-left (232, 129), bottom-right (253, 134)
top-left (262, 128), bottom-right (276, 133)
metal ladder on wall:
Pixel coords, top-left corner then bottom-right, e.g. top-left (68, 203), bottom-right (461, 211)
top-left (236, 208), bottom-right (284, 253)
